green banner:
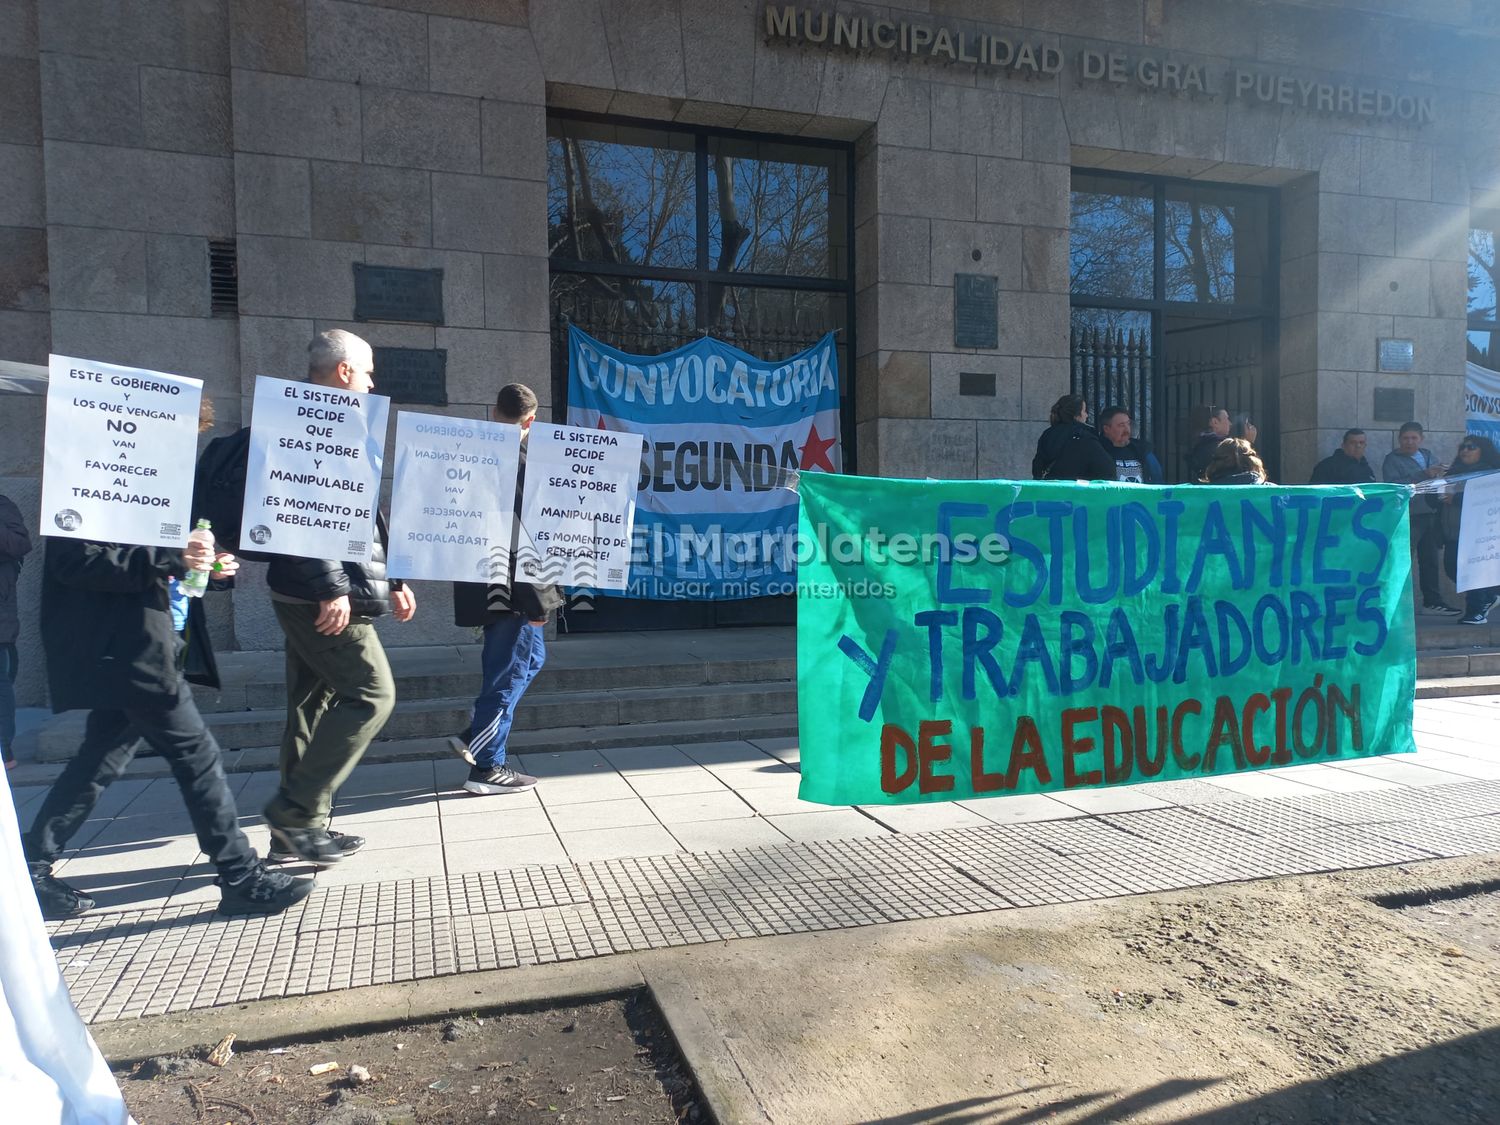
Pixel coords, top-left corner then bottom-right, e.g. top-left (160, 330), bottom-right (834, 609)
top-left (796, 476), bottom-right (1416, 806)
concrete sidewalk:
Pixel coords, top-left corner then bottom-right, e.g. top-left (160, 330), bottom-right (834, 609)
top-left (14, 695), bottom-right (1500, 1025)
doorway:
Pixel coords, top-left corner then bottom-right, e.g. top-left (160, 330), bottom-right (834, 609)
top-left (1068, 172), bottom-right (1279, 482)
top-left (545, 112), bottom-right (856, 631)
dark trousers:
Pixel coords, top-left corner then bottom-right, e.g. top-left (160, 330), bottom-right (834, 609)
top-left (468, 615), bottom-right (545, 770)
top-left (22, 677), bottom-right (256, 883)
top-left (1444, 538), bottom-right (1500, 616)
top-left (0, 642), bottom-right (16, 762)
top-left (1412, 512), bottom-right (1444, 604)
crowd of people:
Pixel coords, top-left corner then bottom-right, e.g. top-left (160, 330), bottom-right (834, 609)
top-left (1031, 396), bottom-right (1498, 624)
top-left (4, 366), bottom-right (1497, 921)
top-left (9, 330), bottom-right (560, 922)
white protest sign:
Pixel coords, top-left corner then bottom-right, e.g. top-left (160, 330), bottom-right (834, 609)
top-left (387, 412), bottom-right (522, 583)
top-left (519, 423), bottom-right (643, 590)
top-left (41, 354), bottom-right (203, 548)
top-left (242, 376), bottom-right (388, 563)
top-left (1456, 471), bottom-right (1500, 593)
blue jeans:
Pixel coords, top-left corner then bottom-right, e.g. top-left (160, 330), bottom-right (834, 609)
top-left (468, 616), bottom-right (545, 770)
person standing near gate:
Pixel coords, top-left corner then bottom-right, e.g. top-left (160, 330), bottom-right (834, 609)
top-left (1383, 422), bottom-right (1458, 616)
top-left (448, 383), bottom-right (562, 795)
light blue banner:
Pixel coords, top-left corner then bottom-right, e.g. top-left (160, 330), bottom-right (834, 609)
top-left (567, 326), bottom-right (841, 599)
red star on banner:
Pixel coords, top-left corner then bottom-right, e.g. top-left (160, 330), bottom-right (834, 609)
top-left (798, 421), bottom-right (837, 472)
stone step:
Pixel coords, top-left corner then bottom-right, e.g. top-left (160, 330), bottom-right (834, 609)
top-left (35, 680), bottom-right (797, 762)
top-left (193, 629), bottom-right (796, 712)
top-left (1416, 648), bottom-right (1500, 677)
top-left (1416, 675), bottom-right (1500, 699)
top-left (15, 713), bottom-right (801, 783)
top-left (1414, 617), bottom-right (1500, 650)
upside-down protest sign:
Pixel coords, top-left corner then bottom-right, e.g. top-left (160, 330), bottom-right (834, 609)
top-left (795, 476), bottom-right (1417, 806)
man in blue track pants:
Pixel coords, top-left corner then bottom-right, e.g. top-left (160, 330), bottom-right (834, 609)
top-left (448, 384), bottom-right (563, 795)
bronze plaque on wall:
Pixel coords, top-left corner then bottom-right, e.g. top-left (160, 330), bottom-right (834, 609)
top-left (354, 264), bottom-right (444, 324)
top-left (1372, 387), bottom-right (1415, 423)
top-left (953, 273), bottom-right (999, 349)
top-left (373, 347), bottom-right (448, 405)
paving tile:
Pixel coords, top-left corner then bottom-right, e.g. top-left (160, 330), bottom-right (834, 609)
top-left (705, 761), bottom-right (801, 789)
top-left (668, 818), bottom-right (791, 852)
top-left (1140, 778), bottom-right (1250, 805)
top-left (559, 824), bottom-right (682, 863)
top-left (679, 742), bottom-right (780, 768)
top-left (599, 745), bottom-right (697, 773)
top-left (957, 794), bottom-right (1083, 824)
top-left (1361, 815), bottom-right (1500, 858)
top-left (764, 810), bottom-right (890, 842)
top-left (859, 803), bottom-right (995, 833)
top-left (739, 784), bottom-right (845, 817)
top-left (513, 749), bottom-right (616, 777)
top-left (440, 805), bottom-right (555, 842)
top-left (643, 791), bottom-right (756, 823)
top-left (1329, 757), bottom-right (1470, 786)
top-left (339, 761), bottom-right (436, 797)
top-left (1260, 764), bottom-right (1401, 793)
top-left (1195, 772), bottom-right (1328, 799)
top-left (334, 792), bottom-right (444, 821)
top-left (1047, 787), bottom-right (1172, 815)
top-left (314, 846), bottom-right (446, 887)
top-left (435, 787), bottom-right (541, 815)
top-left (334, 814), bottom-right (442, 849)
top-left (1406, 750), bottom-right (1500, 780)
top-left (623, 768), bottom-right (730, 797)
top-left (532, 773), bottom-right (639, 806)
top-left (546, 797), bottom-right (658, 833)
top-left (444, 833), bottom-right (567, 873)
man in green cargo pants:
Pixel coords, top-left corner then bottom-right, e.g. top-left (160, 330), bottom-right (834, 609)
top-left (262, 330), bottom-right (415, 866)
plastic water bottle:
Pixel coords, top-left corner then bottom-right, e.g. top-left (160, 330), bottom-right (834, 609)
top-left (180, 519), bottom-right (214, 598)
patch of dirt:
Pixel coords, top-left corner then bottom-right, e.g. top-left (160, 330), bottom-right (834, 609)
top-left (1395, 885), bottom-right (1500, 960)
top-left (114, 994), bottom-right (703, 1125)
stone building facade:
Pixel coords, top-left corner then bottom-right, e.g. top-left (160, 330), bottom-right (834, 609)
top-left (1, 0), bottom-right (1495, 701)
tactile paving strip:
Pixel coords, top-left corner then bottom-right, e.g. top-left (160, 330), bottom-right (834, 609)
top-left (48, 775), bottom-right (1500, 1025)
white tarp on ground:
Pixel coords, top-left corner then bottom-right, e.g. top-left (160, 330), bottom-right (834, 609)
top-left (0, 768), bottom-right (133, 1124)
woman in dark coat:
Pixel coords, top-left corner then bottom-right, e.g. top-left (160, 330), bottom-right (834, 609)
top-left (1184, 403), bottom-right (1232, 482)
top-left (1441, 435), bottom-right (1500, 625)
top-left (1032, 394), bottom-right (1114, 481)
top-left (1200, 438), bottom-right (1270, 485)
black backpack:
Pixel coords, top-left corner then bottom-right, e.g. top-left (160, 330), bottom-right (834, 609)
top-left (192, 427), bottom-right (273, 562)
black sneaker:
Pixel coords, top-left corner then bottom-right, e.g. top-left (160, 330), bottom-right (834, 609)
top-left (1424, 601), bottom-right (1463, 616)
top-left (266, 824), bottom-right (346, 866)
top-left (1460, 611), bottom-right (1490, 626)
top-left (32, 872), bottom-right (95, 920)
top-left (217, 862), bottom-right (313, 917)
top-left (266, 828), bottom-right (366, 864)
top-left (463, 764), bottom-right (539, 796)
top-left (447, 730), bottom-right (476, 766)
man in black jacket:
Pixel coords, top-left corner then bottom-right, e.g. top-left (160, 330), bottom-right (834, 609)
top-left (0, 490), bottom-right (32, 768)
top-left (448, 384), bottom-right (562, 795)
top-left (263, 330), bottom-right (415, 865)
top-left (1310, 429), bottom-right (1377, 485)
top-left (23, 537), bottom-right (311, 918)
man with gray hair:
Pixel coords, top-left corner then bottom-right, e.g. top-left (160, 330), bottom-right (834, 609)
top-left (262, 330), bottom-right (416, 865)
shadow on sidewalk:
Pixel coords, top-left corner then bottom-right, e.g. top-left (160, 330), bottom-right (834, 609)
top-left (866, 1026), bottom-right (1498, 1123)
